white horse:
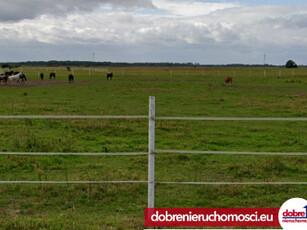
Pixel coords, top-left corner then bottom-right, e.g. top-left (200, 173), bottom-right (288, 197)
top-left (8, 72), bottom-right (27, 83)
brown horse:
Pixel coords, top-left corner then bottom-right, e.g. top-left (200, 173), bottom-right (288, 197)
top-left (49, 72), bottom-right (56, 79)
top-left (225, 76), bottom-right (232, 85)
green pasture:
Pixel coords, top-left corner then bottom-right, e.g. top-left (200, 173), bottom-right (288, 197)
top-left (0, 66), bottom-right (306, 229)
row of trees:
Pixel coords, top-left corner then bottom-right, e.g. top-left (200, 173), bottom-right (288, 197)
top-left (1, 60), bottom-right (300, 68)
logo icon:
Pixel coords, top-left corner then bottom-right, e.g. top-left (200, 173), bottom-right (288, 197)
top-left (278, 198), bottom-right (307, 229)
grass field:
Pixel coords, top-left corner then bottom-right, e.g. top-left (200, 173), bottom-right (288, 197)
top-left (0, 66), bottom-right (306, 229)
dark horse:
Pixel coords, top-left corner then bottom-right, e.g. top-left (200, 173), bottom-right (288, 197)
top-left (49, 72), bottom-right (56, 79)
top-left (0, 73), bottom-right (8, 83)
top-left (40, 73), bottom-right (44, 80)
top-left (5, 71), bottom-right (13, 76)
top-left (20, 73), bottom-right (27, 82)
top-left (106, 72), bottom-right (113, 80)
top-left (68, 74), bottom-right (74, 83)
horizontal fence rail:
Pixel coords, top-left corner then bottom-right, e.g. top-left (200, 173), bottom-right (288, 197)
top-left (0, 181), bottom-right (148, 184)
top-left (157, 182), bottom-right (307, 185)
top-left (0, 152), bottom-right (148, 156)
top-left (0, 115), bottom-right (147, 119)
top-left (156, 150), bottom-right (307, 156)
top-left (0, 115), bottom-right (306, 121)
top-left (3, 150), bottom-right (307, 156)
top-left (1, 181), bottom-right (306, 185)
top-left (156, 116), bottom-right (307, 121)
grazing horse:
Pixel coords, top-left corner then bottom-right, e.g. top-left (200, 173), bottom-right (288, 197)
top-left (225, 76), bottom-right (232, 85)
top-left (40, 73), bottom-right (44, 80)
top-left (21, 73), bottom-right (27, 82)
top-left (49, 72), bottom-right (56, 79)
top-left (5, 71), bottom-right (13, 76)
top-left (68, 74), bottom-right (74, 83)
top-left (106, 72), bottom-right (113, 80)
top-left (8, 72), bottom-right (27, 83)
top-left (0, 73), bottom-right (8, 83)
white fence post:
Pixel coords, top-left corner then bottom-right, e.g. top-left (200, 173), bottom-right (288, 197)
top-left (148, 96), bottom-right (155, 208)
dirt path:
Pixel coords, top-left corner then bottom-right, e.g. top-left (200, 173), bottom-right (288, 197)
top-left (0, 80), bottom-right (91, 87)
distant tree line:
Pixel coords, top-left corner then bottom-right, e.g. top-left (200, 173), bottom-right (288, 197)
top-left (0, 63), bottom-right (19, 69)
top-left (0, 60), bottom-right (304, 68)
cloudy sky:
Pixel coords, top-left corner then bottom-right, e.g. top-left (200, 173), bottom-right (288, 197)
top-left (0, 0), bottom-right (306, 65)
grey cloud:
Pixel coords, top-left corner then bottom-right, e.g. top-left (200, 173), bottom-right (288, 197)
top-left (0, 1), bottom-right (307, 65)
top-left (107, 0), bottom-right (155, 9)
top-left (261, 13), bottom-right (307, 29)
top-left (289, 14), bottom-right (307, 28)
top-left (0, 0), bottom-right (154, 22)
